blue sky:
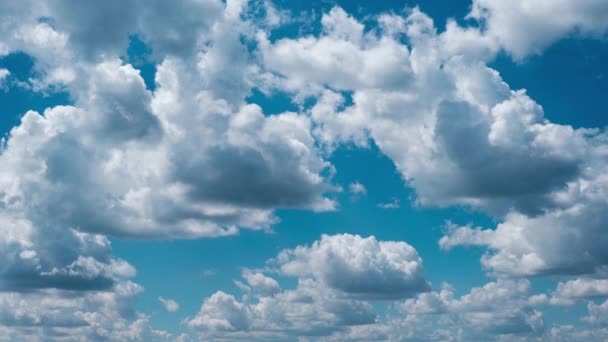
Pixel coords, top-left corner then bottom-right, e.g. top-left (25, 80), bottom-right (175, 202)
top-left (1, 0), bottom-right (608, 341)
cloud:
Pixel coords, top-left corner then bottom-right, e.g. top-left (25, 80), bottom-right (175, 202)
top-left (275, 234), bottom-right (430, 300)
top-left (0, 6), bottom-right (337, 240)
top-left (348, 182), bottom-right (367, 196)
top-left (549, 279), bottom-right (608, 306)
top-left (158, 297), bottom-right (180, 313)
top-left (0, 2), bottom-right (334, 339)
top-left (1, 1), bottom-right (608, 340)
top-left (263, 7), bottom-right (597, 219)
top-left (252, 8), bottom-right (608, 339)
top-left (467, 0), bottom-right (608, 60)
top-left (0, 281), bottom-right (171, 341)
top-left (190, 270), bottom-right (547, 341)
top-left (187, 278), bottom-right (376, 340)
top-left (549, 324), bottom-right (608, 342)
top-left (188, 234), bottom-right (430, 339)
top-left (258, 6), bottom-right (413, 98)
top-left (0, 211), bottom-right (134, 292)
top-left (440, 187), bottom-right (608, 277)
top-left (187, 291), bottom-right (250, 332)
top-left (242, 270), bottom-right (281, 297)
top-left (398, 279), bottom-right (544, 340)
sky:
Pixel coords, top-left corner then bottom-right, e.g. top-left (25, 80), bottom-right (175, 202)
top-left (0, 0), bottom-right (607, 341)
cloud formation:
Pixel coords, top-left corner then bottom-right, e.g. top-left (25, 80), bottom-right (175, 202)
top-left (275, 234), bottom-right (430, 300)
top-left (1, 0), bottom-right (608, 340)
top-left (188, 234), bottom-right (430, 339)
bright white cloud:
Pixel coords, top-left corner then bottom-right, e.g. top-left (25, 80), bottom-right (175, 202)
top-left (0, 281), bottom-right (171, 341)
top-left (188, 234), bottom-right (431, 339)
top-left (550, 279), bottom-right (608, 306)
top-left (398, 279), bottom-right (544, 340)
top-left (0, 7), bottom-right (337, 240)
top-left (1, 1), bottom-right (608, 340)
top-left (242, 270), bottom-right (281, 297)
top-left (263, 7), bottom-right (598, 219)
top-left (188, 278), bottom-right (376, 340)
top-left (467, 0), bottom-right (608, 60)
top-left (251, 6), bottom-right (608, 280)
top-left (275, 234), bottom-right (430, 299)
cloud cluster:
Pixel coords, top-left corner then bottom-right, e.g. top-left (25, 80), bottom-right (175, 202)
top-left (256, 5), bottom-right (608, 289)
top-left (0, 281), bottom-right (171, 342)
top-left (396, 280), bottom-right (544, 340)
top-left (0, 0), bottom-right (336, 340)
top-left (191, 241), bottom-right (581, 341)
top-left (1, 0), bottom-right (608, 340)
top-left (187, 234), bottom-right (430, 339)
top-left (275, 234), bottom-right (430, 299)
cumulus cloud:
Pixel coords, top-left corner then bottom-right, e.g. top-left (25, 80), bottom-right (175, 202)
top-left (275, 234), bottom-right (430, 299)
top-left (254, 6), bottom-right (608, 281)
top-left (549, 279), bottom-right (608, 306)
top-left (1, 0), bottom-right (608, 340)
top-left (258, 7), bottom-right (413, 97)
top-left (584, 299), bottom-right (608, 326)
top-left (262, 7), bottom-right (599, 219)
top-left (549, 324), bottom-right (608, 342)
top-left (190, 265), bottom-right (548, 341)
top-left (398, 279), bottom-right (544, 340)
top-left (0, 1), bottom-right (335, 339)
top-left (187, 234), bottom-right (430, 339)
top-left (0, 2), bottom-right (337, 241)
top-left (0, 281), bottom-right (171, 341)
top-left (187, 278), bottom-right (376, 340)
top-left (467, 0), bottom-right (608, 60)
top-left (440, 187), bottom-right (608, 277)
top-left (242, 270), bottom-right (281, 297)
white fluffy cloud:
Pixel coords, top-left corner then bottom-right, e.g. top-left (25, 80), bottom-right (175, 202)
top-left (398, 279), bottom-right (544, 340)
top-left (188, 276), bottom-right (377, 340)
top-left (263, 7), bottom-right (598, 218)
top-left (550, 279), bottom-right (608, 306)
top-left (584, 299), bottom-right (608, 326)
top-left (0, 1), bottom-right (336, 339)
top-left (1, 0), bottom-right (608, 340)
top-left (241, 270), bottom-right (281, 297)
top-left (189, 269), bottom-right (548, 341)
top-left (275, 234), bottom-right (430, 299)
top-left (0, 3), bottom-right (337, 240)
top-left (188, 234), bottom-right (430, 339)
top-left (439, 185), bottom-right (608, 277)
top-left (467, 0), bottom-right (608, 60)
top-left (0, 281), bottom-right (171, 342)
top-left (259, 7), bottom-right (413, 97)
top-left (258, 4), bottom-right (608, 281)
